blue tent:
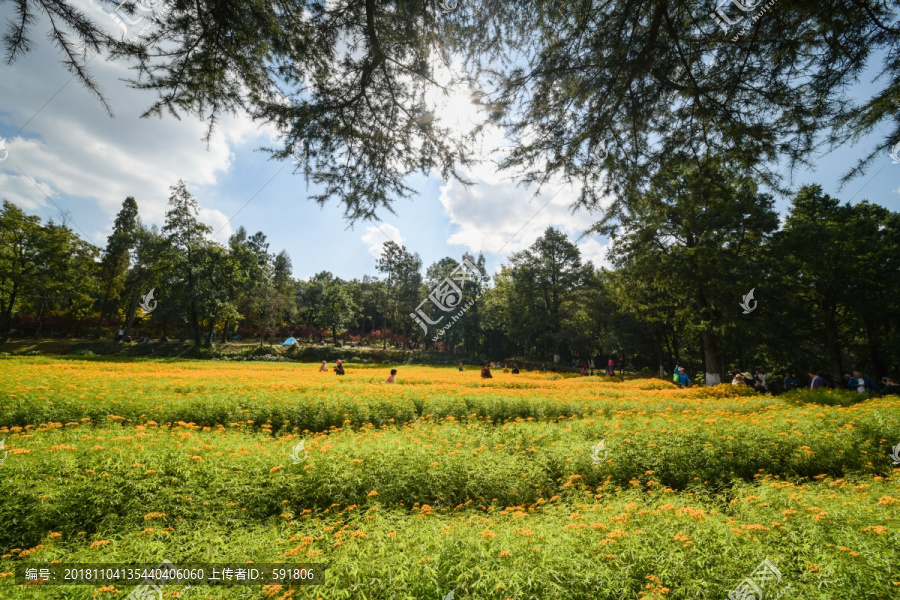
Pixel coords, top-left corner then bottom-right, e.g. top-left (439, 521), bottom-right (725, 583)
top-left (282, 336), bottom-right (298, 346)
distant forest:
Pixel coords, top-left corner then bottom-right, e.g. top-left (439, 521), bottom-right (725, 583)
top-left (2, 169), bottom-right (899, 385)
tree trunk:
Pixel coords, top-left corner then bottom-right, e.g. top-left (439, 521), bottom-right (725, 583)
top-left (655, 332), bottom-right (666, 377)
top-left (94, 287), bottom-right (113, 339)
top-left (34, 301), bottom-right (48, 338)
top-left (823, 307), bottom-right (843, 383)
top-left (864, 320), bottom-right (887, 378)
top-left (123, 285), bottom-right (141, 339)
top-left (669, 328), bottom-right (679, 365)
top-left (0, 284), bottom-right (20, 342)
top-left (189, 299), bottom-right (202, 346)
top-left (701, 331), bottom-right (723, 386)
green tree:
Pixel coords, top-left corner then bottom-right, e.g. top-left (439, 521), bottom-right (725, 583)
top-left (600, 158), bottom-right (779, 385)
top-left (316, 282), bottom-right (357, 345)
top-left (0, 201), bottom-right (42, 341)
top-left (95, 197), bottom-right (139, 337)
top-left (421, 253), bottom-right (488, 352)
top-left (376, 241), bottom-right (421, 347)
top-left (775, 186), bottom-right (900, 381)
top-left (161, 180), bottom-right (213, 346)
top-left (504, 227), bottom-right (590, 361)
top-left (26, 218), bottom-right (99, 338)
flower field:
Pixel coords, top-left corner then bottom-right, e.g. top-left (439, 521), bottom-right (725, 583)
top-left (0, 357), bottom-right (898, 599)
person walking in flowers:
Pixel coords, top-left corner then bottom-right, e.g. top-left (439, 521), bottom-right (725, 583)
top-left (675, 367), bottom-right (691, 388)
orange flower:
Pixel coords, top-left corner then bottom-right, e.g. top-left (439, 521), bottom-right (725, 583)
top-left (861, 525), bottom-right (888, 535)
top-left (515, 528), bottom-right (535, 537)
top-left (89, 540), bottom-right (110, 549)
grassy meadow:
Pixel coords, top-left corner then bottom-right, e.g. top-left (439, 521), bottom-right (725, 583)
top-left (0, 357), bottom-right (898, 599)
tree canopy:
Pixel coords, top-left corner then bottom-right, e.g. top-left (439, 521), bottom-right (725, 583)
top-left (4, 0), bottom-right (898, 221)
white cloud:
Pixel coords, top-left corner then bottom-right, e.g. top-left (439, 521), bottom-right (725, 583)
top-left (577, 237), bottom-right (613, 271)
top-left (439, 172), bottom-right (614, 261)
top-left (361, 223), bottom-right (404, 258)
top-left (201, 207), bottom-right (235, 242)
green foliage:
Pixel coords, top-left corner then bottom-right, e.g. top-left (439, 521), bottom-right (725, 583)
top-left (242, 345), bottom-right (280, 358)
top-left (502, 227), bottom-right (592, 358)
top-left (782, 388), bottom-right (872, 407)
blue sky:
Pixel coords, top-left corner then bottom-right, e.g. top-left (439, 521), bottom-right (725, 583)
top-left (1, 0), bottom-right (898, 282)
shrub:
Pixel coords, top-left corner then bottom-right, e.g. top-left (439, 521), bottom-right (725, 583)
top-left (782, 388), bottom-right (870, 407)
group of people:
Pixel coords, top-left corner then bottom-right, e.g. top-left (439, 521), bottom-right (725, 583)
top-left (471, 362), bottom-right (520, 377)
top-left (115, 330), bottom-right (174, 344)
top-left (802, 369), bottom-right (899, 395)
top-left (576, 358), bottom-right (622, 377)
top-left (317, 356), bottom-right (898, 395)
top-left (731, 369), bottom-right (768, 392)
top-left (320, 359), bottom-right (346, 375)
top-left (319, 359), bottom-right (397, 383)
top-left (670, 365), bottom-right (900, 395)
top-left (727, 368), bottom-right (899, 395)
